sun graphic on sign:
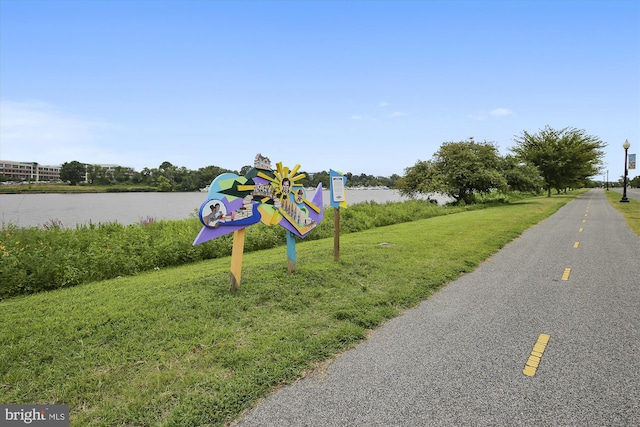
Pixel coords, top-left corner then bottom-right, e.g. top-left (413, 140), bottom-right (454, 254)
top-left (252, 162), bottom-right (303, 201)
top-left (234, 161), bottom-right (322, 230)
top-left (274, 162), bottom-right (305, 199)
top-left (254, 162), bottom-right (321, 225)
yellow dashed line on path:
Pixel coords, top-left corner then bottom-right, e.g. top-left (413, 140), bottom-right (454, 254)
top-left (573, 242), bottom-right (580, 249)
top-left (523, 334), bottom-right (551, 377)
top-left (579, 227), bottom-right (584, 232)
top-left (561, 268), bottom-right (571, 281)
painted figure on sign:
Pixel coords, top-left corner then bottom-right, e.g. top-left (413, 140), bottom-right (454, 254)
top-left (206, 203), bottom-right (223, 227)
top-left (281, 178), bottom-right (291, 195)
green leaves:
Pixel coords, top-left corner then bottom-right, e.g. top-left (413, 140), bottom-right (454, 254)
top-left (400, 127), bottom-right (606, 201)
top-left (59, 161), bottom-right (86, 186)
top-left (512, 126), bottom-right (606, 196)
top-left (401, 139), bottom-right (507, 204)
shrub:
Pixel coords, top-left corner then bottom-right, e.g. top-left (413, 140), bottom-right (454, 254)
top-left (0, 199), bottom-right (488, 299)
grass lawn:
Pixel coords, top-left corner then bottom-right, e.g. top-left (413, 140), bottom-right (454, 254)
top-left (0, 183), bottom-right (156, 194)
top-left (604, 189), bottom-right (640, 237)
top-left (1, 192), bottom-right (584, 426)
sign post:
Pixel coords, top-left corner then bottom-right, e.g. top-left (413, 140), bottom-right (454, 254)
top-left (230, 229), bottom-right (246, 291)
top-left (329, 170), bottom-right (348, 262)
top-left (286, 231), bottom-right (296, 273)
top-left (334, 208), bottom-right (340, 262)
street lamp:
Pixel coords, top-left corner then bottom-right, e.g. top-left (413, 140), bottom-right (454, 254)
top-left (620, 139), bottom-right (630, 203)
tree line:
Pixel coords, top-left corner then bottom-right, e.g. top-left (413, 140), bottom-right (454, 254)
top-left (37, 125), bottom-right (638, 202)
top-left (55, 160), bottom-right (402, 191)
top-left (399, 126), bottom-right (619, 203)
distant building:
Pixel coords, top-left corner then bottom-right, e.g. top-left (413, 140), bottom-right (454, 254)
top-left (97, 164), bottom-right (131, 174)
top-left (0, 160), bottom-right (135, 182)
top-left (0, 160), bottom-right (61, 181)
top-left (87, 164), bottom-right (135, 182)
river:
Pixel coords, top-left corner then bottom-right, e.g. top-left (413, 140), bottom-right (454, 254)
top-left (0, 189), bottom-right (450, 228)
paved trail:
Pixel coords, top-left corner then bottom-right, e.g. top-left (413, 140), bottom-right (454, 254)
top-left (237, 189), bottom-right (640, 426)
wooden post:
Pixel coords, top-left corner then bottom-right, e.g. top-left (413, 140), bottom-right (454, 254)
top-left (334, 207), bottom-right (340, 262)
top-left (286, 231), bottom-right (296, 273)
top-left (230, 228), bottom-right (246, 292)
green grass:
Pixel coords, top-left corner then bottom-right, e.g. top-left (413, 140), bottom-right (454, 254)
top-left (0, 200), bottom-right (479, 299)
top-left (0, 183), bottom-right (157, 194)
top-left (604, 189), bottom-right (640, 237)
top-left (0, 192), bottom-right (582, 426)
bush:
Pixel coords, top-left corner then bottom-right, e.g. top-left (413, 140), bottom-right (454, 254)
top-left (0, 199), bottom-right (488, 299)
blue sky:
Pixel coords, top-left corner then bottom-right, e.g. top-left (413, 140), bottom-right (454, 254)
top-left (1, 0), bottom-right (638, 180)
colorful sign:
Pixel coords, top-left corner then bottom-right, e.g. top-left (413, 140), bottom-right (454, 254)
top-left (193, 154), bottom-right (324, 289)
top-left (194, 154), bottom-right (324, 245)
top-left (629, 153), bottom-right (636, 170)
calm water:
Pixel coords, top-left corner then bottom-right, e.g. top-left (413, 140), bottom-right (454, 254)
top-left (0, 190), bottom-right (450, 228)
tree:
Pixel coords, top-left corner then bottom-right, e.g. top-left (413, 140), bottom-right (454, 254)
top-left (158, 161), bottom-right (177, 186)
top-left (85, 164), bottom-right (101, 184)
top-left (139, 167), bottom-right (154, 185)
top-left (511, 126), bottom-right (606, 197)
top-left (159, 161), bottom-right (174, 170)
top-left (196, 165), bottom-right (235, 190)
top-left (156, 175), bottom-right (173, 191)
top-left (113, 166), bottom-right (129, 183)
top-left (399, 160), bottom-right (443, 197)
top-left (305, 170), bottom-right (329, 188)
top-left (85, 164), bottom-right (112, 185)
top-left (400, 139), bottom-right (507, 204)
top-left (501, 155), bottom-right (543, 193)
top-left (59, 161), bottom-right (86, 185)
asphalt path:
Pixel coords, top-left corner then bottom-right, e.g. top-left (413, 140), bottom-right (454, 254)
top-left (236, 189), bottom-right (640, 426)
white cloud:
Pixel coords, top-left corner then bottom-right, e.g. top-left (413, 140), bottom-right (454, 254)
top-left (467, 112), bottom-right (487, 121)
top-left (467, 108), bottom-right (515, 121)
top-left (378, 101), bottom-right (388, 108)
top-left (490, 108), bottom-right (514, 117)
top-left (351, 115), bottom-right (364, 120)
top-left (0, 99), bottom-right (121, 165)
top-left (389, 111), bottom-right (406, 118)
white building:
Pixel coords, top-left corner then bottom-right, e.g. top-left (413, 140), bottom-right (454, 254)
top-left (0, 160), bottom-right (61, 181)
top-left (0, 160), bottom-right (135, 182)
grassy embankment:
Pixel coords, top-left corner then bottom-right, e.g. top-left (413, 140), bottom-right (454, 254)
top-left (1, 192), bottom-right (585, 426)
top-left (0, 183), bottom-right (157, 194)
top-left (1, 199), bottom-right (487, 298)
top-left (604, 188), bottom-right (640, 236)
